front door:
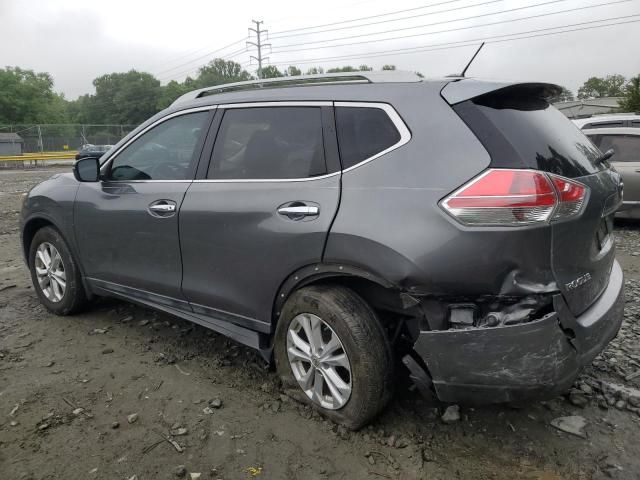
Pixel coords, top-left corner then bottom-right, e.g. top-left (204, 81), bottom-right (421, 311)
top-left (180, 104), bottom-right (341, 332)
top-left (74, 108), bottom-right (213, 306)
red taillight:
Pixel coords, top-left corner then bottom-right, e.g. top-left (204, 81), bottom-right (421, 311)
top-left (441, 169), bottom-right (587, 226)
top-left (550, 175), bottom-right (587, 219)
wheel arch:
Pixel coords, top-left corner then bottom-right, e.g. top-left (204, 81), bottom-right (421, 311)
top-left (273, 263), bottom-right (403, 323)
top-left (22, 214), bottom-right (93, 298)
top-left (22, 215), bottom-right (60, 263)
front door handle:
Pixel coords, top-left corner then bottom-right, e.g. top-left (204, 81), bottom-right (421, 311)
top-left (278, 206), bottom-right (319, 216)
top-left (148, 200), bottom-right (177, 217)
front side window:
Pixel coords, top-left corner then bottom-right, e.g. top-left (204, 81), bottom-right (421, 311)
top-left (593, 134), bottom-right (640, 163)
top-left (208, 107), bottom-right (326, 180)
top-left (335, 106), bottom-right (401, 169)
top-left (108, 111), bottom-right (209, 181)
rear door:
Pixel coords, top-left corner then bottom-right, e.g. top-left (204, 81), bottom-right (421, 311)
top-left (589, 132), bottom-right (640, 202)
top-left (179, 103), bottom-right (341, 332)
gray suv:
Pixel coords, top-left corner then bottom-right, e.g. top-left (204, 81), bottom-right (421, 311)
top-left (21, 72), bottom-right (625, 429)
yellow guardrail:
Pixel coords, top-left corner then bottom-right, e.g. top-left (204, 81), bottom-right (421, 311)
top-left (0, 152), bottom-right (77, 162)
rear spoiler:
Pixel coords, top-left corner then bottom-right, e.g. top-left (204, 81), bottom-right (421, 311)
top-left (441, 79), bottom-right (562, 105)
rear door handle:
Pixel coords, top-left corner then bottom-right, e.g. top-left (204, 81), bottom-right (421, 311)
top-left (277, 206), bottom-right (319, 216)
top-left (148, 200), bottom-right (177, 217)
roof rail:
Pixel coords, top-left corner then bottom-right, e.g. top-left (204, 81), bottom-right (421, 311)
top-left (171, 71), bottom-right (422, 106)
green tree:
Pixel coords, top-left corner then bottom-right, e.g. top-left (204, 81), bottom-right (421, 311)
top-left (156, 80), bottom-right (192, 110)
top-left (260, 65), bottom-right (283, 79)
top-left (578, 74), bottom-right (627, 99)
top-left (619, 75), bottom-right (640, 112)
top-left (285, 66), bottom-right (302, 76)
top-left (326, 66), bottom-right (358, 73)
top-left (89, 70), bottom-right (162, 124)
top-left (358, 65), bottom-right (373, 71)
top-left (0, 67), bottom-right (69, 124)
top-left (66, 94), bottom-right (90, 123)
top-left (578, 77), bottom-right (607, 99)
top-left (604, 74), bottom-right (627, 97)
top-left (549, 86), bottom-right (575, 103)
top-left (195, 59), bottom-right (252, 88)
top-left (305, 67), bottom-right (325, 75)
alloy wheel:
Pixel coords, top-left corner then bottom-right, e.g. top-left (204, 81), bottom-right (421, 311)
top-left (286, 313), bottom-right (352, 410)
top-left (34, 242), bottom-right (66, 303)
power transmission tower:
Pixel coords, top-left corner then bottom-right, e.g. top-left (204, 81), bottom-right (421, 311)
top-left (247, 20), bottom-right (271, 79)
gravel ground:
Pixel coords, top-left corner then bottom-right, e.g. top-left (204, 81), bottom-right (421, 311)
top-left (1, 167), bottom-right (640, 480)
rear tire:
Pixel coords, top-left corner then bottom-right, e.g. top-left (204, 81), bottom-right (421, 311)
top-left (28, 226), bottom-right (87, 315)
top-left (274, 285), bottom-right (393, 429)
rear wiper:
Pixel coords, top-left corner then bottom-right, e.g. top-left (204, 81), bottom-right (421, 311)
top-left (595, 148), bottom-right (615, 166)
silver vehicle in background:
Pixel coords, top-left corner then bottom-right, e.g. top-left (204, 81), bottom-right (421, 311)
top-left (573, 113), bottom-right (640, 130)
top-left (585, 127), bottom-right (640, 218)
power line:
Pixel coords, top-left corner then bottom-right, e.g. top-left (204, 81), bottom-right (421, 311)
top-left (271, 0), bottom-right (615, 50)
top-left (269, 0), bottom-right (505, 39)
top-left (158, 47), bottom-right (249, 82)
top-left (266, 14), bottom-right (640, 66)
top-left (151, 37), bottom-right (249, 77)
top-left (142, 37), bottom-right (247, 73)
top-left (269, 0), bottom-right (465, 36)
top-left (160, 0), bottom-right (573, 78)
top-left (270, 0), bottom-right (631, 54)
top-left (163, 19), bottom-right (274, 82)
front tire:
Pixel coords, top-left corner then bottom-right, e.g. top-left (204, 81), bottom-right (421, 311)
top-left (29, 226), bottom-right (87, 315)
top-left (274, 285), bottom-right (393, 429)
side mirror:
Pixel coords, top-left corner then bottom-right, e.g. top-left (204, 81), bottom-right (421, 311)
top-left (73, 157), bottom-right (100, 182)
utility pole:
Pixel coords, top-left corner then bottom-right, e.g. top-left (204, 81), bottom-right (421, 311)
top-left (247, 20), bottom-right (270, 79)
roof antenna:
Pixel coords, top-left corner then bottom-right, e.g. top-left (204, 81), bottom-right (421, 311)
top-left (459, 42), bottom-right (485, 77)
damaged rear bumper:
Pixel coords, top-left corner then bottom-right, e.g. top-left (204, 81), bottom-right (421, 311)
top-left (408, 259), bottom-right (625, 404)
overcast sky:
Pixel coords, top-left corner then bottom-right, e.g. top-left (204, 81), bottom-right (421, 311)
top-left (1, 0), bottom-right (639, 99)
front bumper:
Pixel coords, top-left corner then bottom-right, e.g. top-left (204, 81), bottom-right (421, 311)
top-left (409, 260), bottom-right (625, 404)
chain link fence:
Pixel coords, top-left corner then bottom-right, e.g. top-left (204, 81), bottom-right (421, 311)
top-left (0, 124), bottom-right (136, 153)
top-left (0, 124), bottom-right (137, 168)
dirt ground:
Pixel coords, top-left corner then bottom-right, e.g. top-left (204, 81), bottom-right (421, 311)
top-left (1, 167), bottom-right (640, 480)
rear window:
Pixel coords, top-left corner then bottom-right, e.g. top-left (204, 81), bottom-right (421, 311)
top-left (454, 90), bottom-right (603, 178)
top-left (589, 134), bottom-right (640, 163)
top-left (335, 106), bottom-right (401, 169)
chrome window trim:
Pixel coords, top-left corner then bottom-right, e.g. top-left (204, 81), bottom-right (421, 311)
top-left (219, 101), bottom-right (332, 109)
top-left (195, 101), bottom-right (410, 183)
top-left (100, 105), bottom-right (217, 177)
top-left (192, 172), bottom-right (340, 184)
top-left (99, 101), bottom-right (411, 184)
top-left (334, 101), bottom-right (411, 174)
top-left (102, 179), bottom-right (194, 183)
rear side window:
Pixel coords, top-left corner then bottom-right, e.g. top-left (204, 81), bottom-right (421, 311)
top-left (208, 107), bottom-right (326, 180)
top-left (454, 91), bottom-right (602, 178)
top-left (593, 134), bottom-right (640, 163)
top-left (335, 106), bottom-right (401, 169)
